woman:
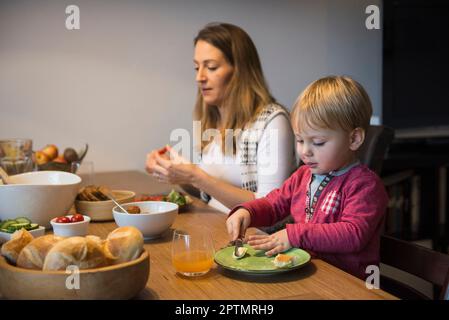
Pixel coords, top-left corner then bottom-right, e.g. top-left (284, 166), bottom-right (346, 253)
top-left (146, 22), bottom-right (296, 213)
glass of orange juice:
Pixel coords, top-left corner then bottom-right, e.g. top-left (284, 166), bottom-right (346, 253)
top-left (172, 229), bottom-right (215, 277)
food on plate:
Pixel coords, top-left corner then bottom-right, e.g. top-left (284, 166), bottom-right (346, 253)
top-left (136, 194), bottom-right (165, 202)
top-left (1, 229), bottom-right (34, 264)
top-left (43, 236), bottom-right (109, 271)
top-left (0, 217), bottom-right (39, 233)
top-left (34, 150), bottom-right (50, 165)
top-left (232, 246), bottom-right (248, 260)
top-left (166, 189), bottom-right (189, 206)
top-left (41, 144), bottom-right (59, 161)
top-left (76, 185), bottom-right (111, 201)
top-left (136, 189), bottom-right (193, 207)
top-left (126, 205), bottom-right (141, 214)
top-left (104, 226), bottom-right (144, 265)
top-left (63, 147), bottom-right (79, 163)
top-left (17, 235), bottom-right (64, 269)
top-left (273, 253), bottom-right (297, 268)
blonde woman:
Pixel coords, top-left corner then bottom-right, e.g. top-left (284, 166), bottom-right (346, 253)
top-left (146, 23), bottom-right (296, 213)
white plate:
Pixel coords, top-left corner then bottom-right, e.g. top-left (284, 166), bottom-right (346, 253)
top-left (0, 226), bottom-right (46, 244)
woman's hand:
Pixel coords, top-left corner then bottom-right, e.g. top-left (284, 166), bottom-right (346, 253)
top-left (226, 209), bottom-right (251, 241)
top-left (247, 229), bottom-right (291, 256)
top-left (147, 145), bottom-right (204, 186)
top-left (145, 146), bottom-right (170, 176)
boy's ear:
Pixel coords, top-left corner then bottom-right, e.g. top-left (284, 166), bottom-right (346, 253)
top-left (349, 127), bottom-right (365, 151)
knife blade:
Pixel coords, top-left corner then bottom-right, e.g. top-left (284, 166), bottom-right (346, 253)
top-left (233, 220), bottom-right (245, 257)
top-left (234, 238), bottom-right (244, 257)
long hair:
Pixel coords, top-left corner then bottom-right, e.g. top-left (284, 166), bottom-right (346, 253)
top-left (193, 22), bottom-right (275, 154)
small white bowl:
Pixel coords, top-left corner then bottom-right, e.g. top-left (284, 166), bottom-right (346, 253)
top-left (0, 226), bottom-right (46, 244)
top-left (50, 215), bottom-right (91, 237)
top-left (112, 201), bottom-right (178, 240)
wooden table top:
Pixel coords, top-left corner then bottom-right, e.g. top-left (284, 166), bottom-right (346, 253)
top-left (84, 170), bottom-right (397, 300)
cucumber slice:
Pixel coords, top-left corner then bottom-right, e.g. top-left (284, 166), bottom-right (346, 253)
top-left (15, 217), bottom-right (32, 224)
top-left (0, 220), bottom-right (17, 230)
top-left (10, 223), bottom-right (31, 229)
top-left (26, 223), bottom-right (39, 231)
top-left (7, 226), bottom-right (17, 233)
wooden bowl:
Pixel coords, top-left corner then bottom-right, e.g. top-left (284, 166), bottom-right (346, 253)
top-left (0, 250), bottom-right (149, 300)
top-left (75, 190), bottom-right (136, 221)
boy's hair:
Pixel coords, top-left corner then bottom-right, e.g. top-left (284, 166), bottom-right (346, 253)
top-left (291, 76), bottom-right (373, 133)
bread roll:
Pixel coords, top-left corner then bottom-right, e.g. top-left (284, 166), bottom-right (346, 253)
top-left (43, 236), bottom-right (108, 271)
top-left (1, 229), bottom-right (34, 265)
top-left (105, 226), bottom-right (143, 264)
top-left (17, 235), bottom-right (63, 270)
top-left (85, 235), bottom-right (103, 246)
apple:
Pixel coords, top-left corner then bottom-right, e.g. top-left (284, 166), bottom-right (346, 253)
top-left (41, 144), bottom-right (58, 160)
top-left (53, 155), bottom-right (67, 164)
top-left (35, 151), bottom-right (50, 165)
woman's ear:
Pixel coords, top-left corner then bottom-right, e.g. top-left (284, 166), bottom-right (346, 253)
top-left (349, 127), bottom-right (365, 151)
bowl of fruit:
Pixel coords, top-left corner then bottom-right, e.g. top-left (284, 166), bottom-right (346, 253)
top-left (34, 143), bottom-right (88, 173)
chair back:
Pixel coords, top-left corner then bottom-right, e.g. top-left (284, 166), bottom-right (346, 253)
top-left (380, 235), bottom-right (449, 299)
top-left (358, 125), bottom-right (395, 174)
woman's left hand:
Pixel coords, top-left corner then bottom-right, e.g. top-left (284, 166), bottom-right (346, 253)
top-left (153, 146), bottom-right (202, 185)
top-left (247, 229), bottom-right (292, 256)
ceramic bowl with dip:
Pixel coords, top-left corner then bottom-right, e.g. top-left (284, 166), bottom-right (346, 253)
top-left (112, 201), bottom-right (178, 240)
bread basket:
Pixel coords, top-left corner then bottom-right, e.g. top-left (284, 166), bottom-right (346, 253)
top-left (0, 249), bottom-right (149, 299)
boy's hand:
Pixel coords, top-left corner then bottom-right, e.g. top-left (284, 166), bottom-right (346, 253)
top-left (226, 209), bottom-right (251, 241)
top-left (247, 229), bottom-right (292, 256)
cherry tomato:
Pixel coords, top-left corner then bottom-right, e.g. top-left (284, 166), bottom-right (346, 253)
top-left (70, 214), bottom-right (84, 222)
top-left (55, 216), bottom-right (71, 223)
top-left (137, 195), bottom-right (166, 202)
top-left (147, 195), bottom-right (165, 201)
top-left (158, 146), bottom-right (168, 155)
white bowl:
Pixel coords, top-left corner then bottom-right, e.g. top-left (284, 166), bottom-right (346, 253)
top-left (112, 201), bottom-right (178, 240)
top-left (0, 171), bottom-right (81, 228)
top-left (0, 226), bottom-right (46, 244)
top-left (50, 214), bottom-right (91, 237)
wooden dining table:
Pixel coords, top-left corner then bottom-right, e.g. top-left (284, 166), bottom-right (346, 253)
top-left (79, 170), bottom-right (396, 300)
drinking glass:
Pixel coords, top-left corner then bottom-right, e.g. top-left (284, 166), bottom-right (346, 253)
top-left (71, 160), bottom-right (95, 186)
top-left (0, 139), bottom-right (34, 175)
top-left (172, 229), bottom-right (215, 277)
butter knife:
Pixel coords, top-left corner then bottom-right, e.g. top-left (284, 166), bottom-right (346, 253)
top-left (233, 220), bottom-right (245, 257)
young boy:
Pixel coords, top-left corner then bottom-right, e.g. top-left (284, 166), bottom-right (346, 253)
top-left (226, 76), bottom-right (388, 280)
